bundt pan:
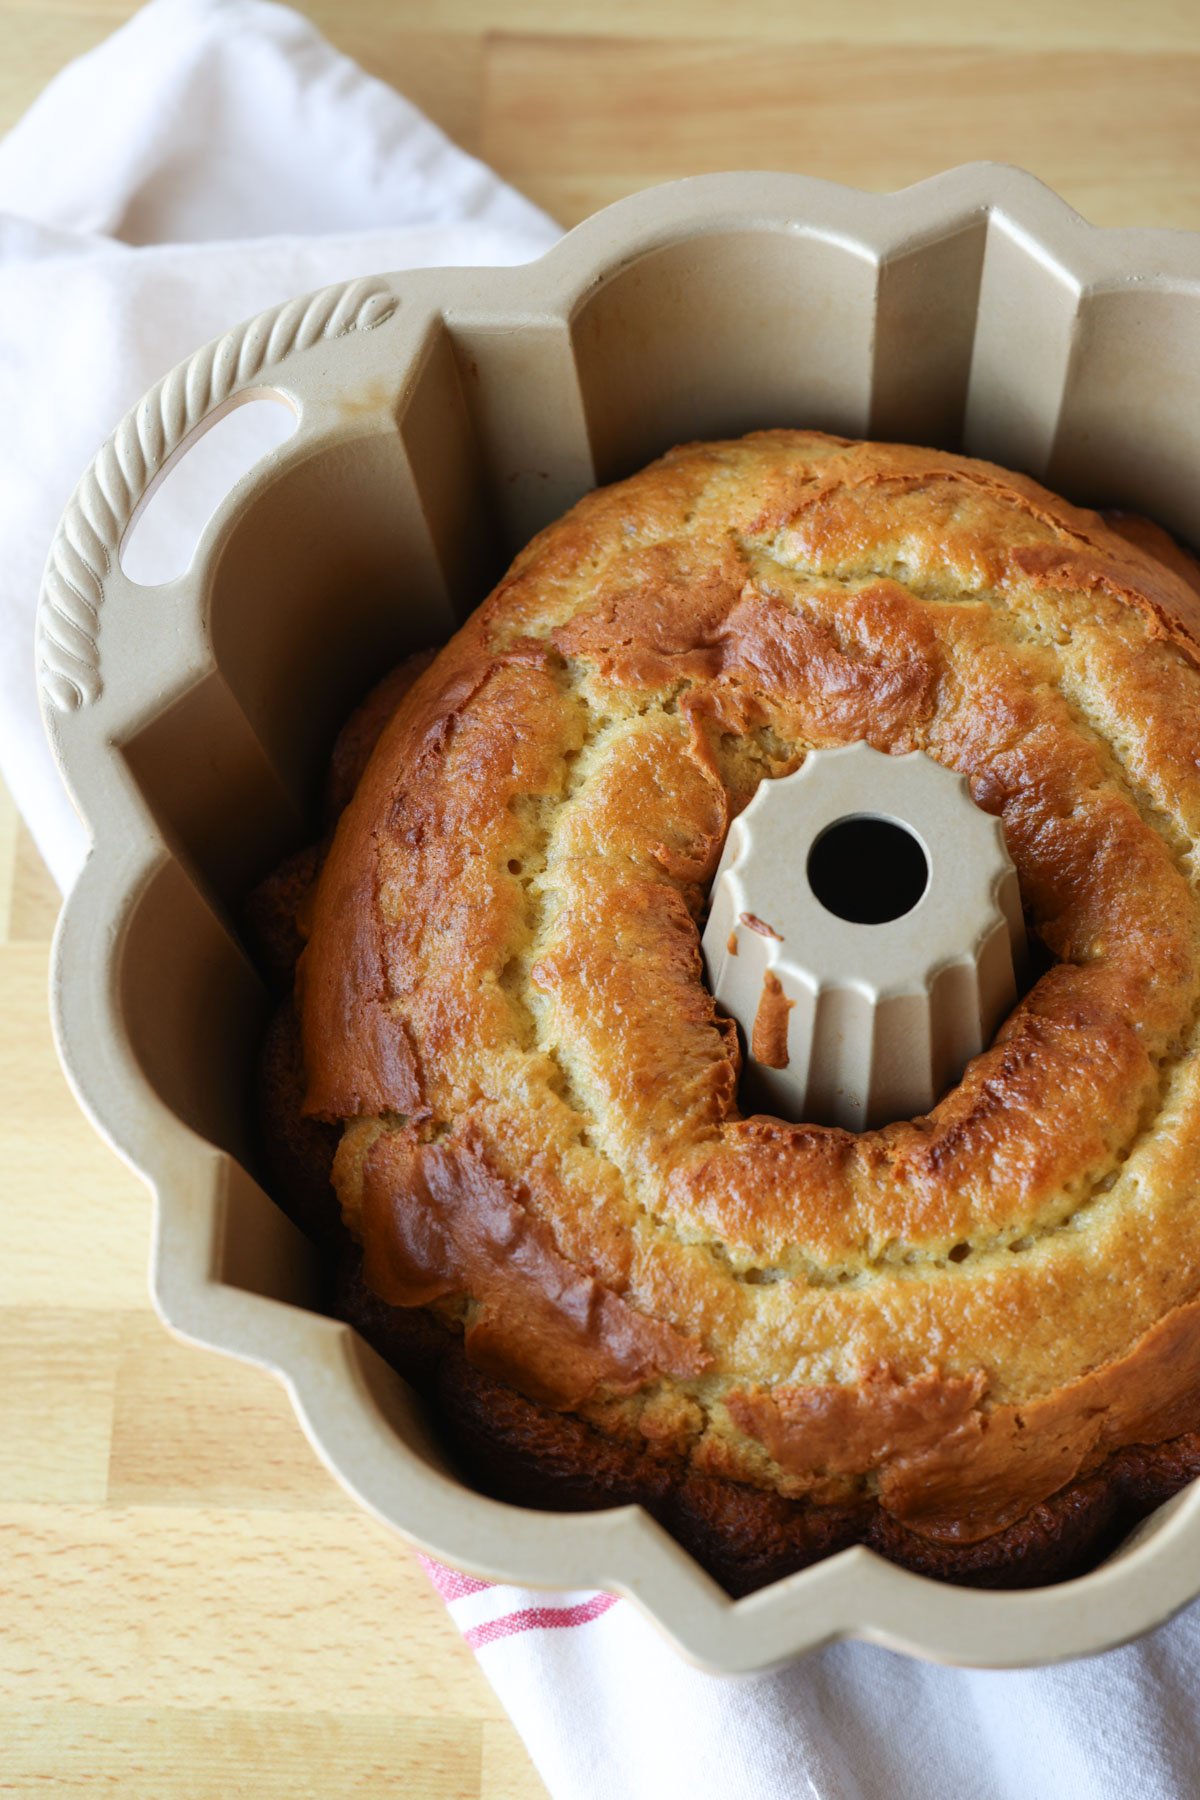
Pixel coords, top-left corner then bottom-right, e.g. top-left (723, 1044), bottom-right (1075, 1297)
top-left (38, 165), bottom-right (1200, 1673)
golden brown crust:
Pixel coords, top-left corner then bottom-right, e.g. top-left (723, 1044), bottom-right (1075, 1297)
top-left (290, 430), bottom-right (1200, 1555)
top-left (427, 1328), bottom-right (1200, 1594)
top-left (360, 1126), bottom-right (710, 1408)
top-left (259, 993), bottom-right (1200, 1593)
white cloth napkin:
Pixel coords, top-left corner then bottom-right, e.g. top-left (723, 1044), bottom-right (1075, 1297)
top-left (425, 1558), bottom-right (1200, 1800)
top-left (4, 5), bottom-right (1200, 1798)
top-left (0, 0), bottom-right (558, 889)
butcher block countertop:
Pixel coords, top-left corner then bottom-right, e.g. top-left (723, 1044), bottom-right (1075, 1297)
top-left (2, 1), bottom-right (1198, 1794)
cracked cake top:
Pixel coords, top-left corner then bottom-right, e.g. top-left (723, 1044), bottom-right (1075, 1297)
top-left (296, 429), bottom-right (1200, 1545)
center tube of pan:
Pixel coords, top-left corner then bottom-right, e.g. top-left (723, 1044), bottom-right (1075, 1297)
top-left (700, 742), bottom-right (1026, 1131)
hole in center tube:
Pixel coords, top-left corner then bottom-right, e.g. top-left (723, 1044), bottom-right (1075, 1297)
top-left (120, 393), bottom-right (297, 585)
top-left (806, 814), bottom-right (929, 925)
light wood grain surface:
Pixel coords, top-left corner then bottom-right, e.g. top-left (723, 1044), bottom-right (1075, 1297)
top-left (2, 3), bottom-right (1198, 1795)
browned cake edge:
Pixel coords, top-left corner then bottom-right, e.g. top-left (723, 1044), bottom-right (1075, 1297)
top-left (246, 618), bottom-right (1200, 1598)
top-left (258, 989), bottom-right (1200, 1596)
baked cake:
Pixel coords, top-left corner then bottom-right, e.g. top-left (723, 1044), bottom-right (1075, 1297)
top-left (251, 430), bottom-right (1200, 1594)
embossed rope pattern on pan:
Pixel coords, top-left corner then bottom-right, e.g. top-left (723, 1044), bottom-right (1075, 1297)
top-left (37, 276), bottom-right (397, 713)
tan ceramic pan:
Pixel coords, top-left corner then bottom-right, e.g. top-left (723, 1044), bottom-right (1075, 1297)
top-left (37, 165), bottom-right (1200, 1674)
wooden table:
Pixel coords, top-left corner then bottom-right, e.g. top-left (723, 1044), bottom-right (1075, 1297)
top-left (1, 3), bottom-right (1197, 1794)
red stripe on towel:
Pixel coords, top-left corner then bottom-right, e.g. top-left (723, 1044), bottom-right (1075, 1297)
top-left (418, 1554), bottom-right (493, 1601)
top-left (463, 1592), bottom-right (618, 1648)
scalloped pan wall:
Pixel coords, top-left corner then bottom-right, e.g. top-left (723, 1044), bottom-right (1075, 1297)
top-left (37, 166), bottom-right (1200, 1673)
